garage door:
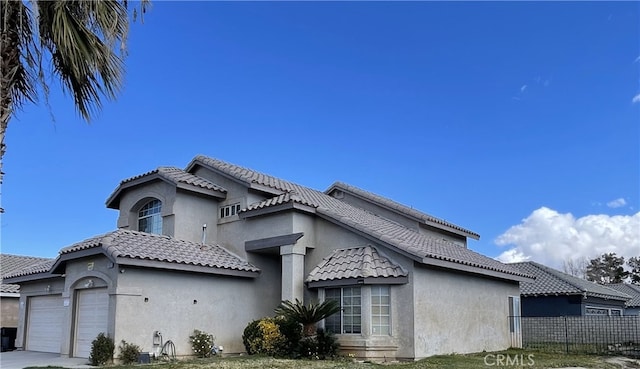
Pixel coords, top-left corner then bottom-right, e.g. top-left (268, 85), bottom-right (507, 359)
top-left (26, 295), bottom-right (64, 353)
top-left (74, 288), bottom-right (109, 358)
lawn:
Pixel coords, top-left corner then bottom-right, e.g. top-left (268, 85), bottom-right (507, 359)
top-left (88, 349), bottom-right (629, 369)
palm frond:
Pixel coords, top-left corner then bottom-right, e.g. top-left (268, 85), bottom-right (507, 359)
top-left (37, 0), bottom-right (127, 122)
top-left (275, 298), bottom-right (341, 325)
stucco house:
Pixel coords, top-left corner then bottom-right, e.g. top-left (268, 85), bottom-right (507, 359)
top-left (509, 261), bottom-right (630, 317)
top-left (4, 156), bottom-right (530, 361)
top-left (606, 283), bottom-right (640, 316)
top-left (1, 254), bottom-right (53, 351)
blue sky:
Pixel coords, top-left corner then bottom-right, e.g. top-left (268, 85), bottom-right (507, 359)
top-left (2, 1), bottom-right (639, 270)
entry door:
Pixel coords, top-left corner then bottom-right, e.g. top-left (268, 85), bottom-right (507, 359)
top-left (26, 295), bottom-right (64, 353)
top-left (74, 288), bottom-right (109, 358)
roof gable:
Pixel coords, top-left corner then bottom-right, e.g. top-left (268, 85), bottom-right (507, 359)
top-left (307, 246), bottom-right (409, 288)
top-left (106, 166), bottom-right (227, 209)
top-left (510, 261), bottom-right (631, 301)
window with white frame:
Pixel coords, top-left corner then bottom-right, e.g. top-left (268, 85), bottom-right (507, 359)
top-left (325, 287), bottom-right (362, 334)
top-left (371, 286), bottom-right (390, 335)
top-left (585, 306), bottom-right (622, 316)
top-left (138, 199), bottom-right (162, 234)
top-left (220, 203), bottom-right (241, 219)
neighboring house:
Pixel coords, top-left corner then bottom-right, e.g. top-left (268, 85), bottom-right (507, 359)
top-left (4, 156), bottom-right (531, 361)
top-left (509, 261), bottom-right (630, 317)
top-left (606, 283), bottom-right (640, 316)
top-left (0, 254), bottom-right (53, 351)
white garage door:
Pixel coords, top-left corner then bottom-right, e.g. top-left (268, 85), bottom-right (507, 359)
top-left (26, 295), bottom-right (64, 353)
top-left (74, 288), bottom-right (109, 358)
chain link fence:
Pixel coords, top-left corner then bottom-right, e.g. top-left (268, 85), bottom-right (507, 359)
top-left (509, 316), bottom-right (640, 358)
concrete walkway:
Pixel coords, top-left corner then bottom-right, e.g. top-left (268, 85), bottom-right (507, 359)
top-left (0, 351), bottom-right (92, 369)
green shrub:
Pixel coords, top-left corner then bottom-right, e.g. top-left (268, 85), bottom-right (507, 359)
top-left (315, 328), bottom-right (339, 359)
top-left (297, 328), bottom-right (338, 360)
top-left (89, 332), bottom-right (114, 366)
top-left (242, 319), bottom-right (262, 355)
top-left (189, 329), bottom-right (215, 358)
top-left (117, 340), bottom-right (141, 364)
top-left (274, 316), bottom-right (302, 358)
top-left (242, 318), bottom-right (287, 356)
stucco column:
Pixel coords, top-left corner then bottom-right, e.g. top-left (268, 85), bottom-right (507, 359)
top-left (280, 244), bottom-right (306, 302)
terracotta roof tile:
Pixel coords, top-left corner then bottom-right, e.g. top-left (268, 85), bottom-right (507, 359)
top-left (307, 246), bottom-right (408, 284)
top-left (189, 156), bottom-right (527, 279)
top-left (61, 230), bottom-right (259, 274)
top-left (606, 283), bottom-right (640, 307)
top-left (326, 181), bottom-right (479, 239)
top-left (510, 262), bottom-right (631, 301)
top-left (123, 166), bottom-right (227, 192)
top-left (2, 258), bottom-right (56, 280)
top-left (2, 254), bottom-right (55, 291)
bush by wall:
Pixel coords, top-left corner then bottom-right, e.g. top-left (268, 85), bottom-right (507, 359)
top-left (89, 332), bottom-right (115, 366)
top-left (242, 318), bottom-right (287, 356)
top-left (242, 317), bottom-right (337, 359)
top-left (117, 340), bottom-right (141, 364)
top-left (190, 329), bottom-right (215, 358)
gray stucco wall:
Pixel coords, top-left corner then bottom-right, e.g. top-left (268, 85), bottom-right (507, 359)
top-left (113, 267), bottom-right (274, 357)
top-left (412, 265), bottom-right (519, 358)
top-left (115, 181), bottom-right (177, 236)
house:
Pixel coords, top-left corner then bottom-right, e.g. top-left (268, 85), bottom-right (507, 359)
top-left (0, 254), bottom-right (53, 351)
top-left (606, 283), bottom-right (640, 316)
top-left (4, 156), bottom-right (531, 361)
top-left (509, 261), bottom-right (630, 316)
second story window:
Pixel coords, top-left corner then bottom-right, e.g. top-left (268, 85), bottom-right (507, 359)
top-left (138, 199), bottom-right (162, 234)
top-left (220, 203), bottom-right (241, 219)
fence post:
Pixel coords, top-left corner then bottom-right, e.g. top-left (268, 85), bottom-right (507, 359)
top-left (564, 316), bottom-right (569, 354)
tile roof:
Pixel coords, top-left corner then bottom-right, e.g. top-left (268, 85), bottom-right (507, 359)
top-left (106, 166), bottom-right (227, 208)
top-left (126, 167), bottom-right (227, 192)
top-left (1, 255), bottom-right (55, 286)
top-left (59, 229), bottom-right (259, 274)
top-left (245, 191), bottom-right (316, 211)
top-left (307, 246), bottom-right (408, 284)
top-left (606, 283), bottom-right (640, 307)
top-left (510, 262), bottom-right (631, 301)
top-left (188, 156), bottom-right (528, 280)
top-left (326, 181), bottom-right (480, 239)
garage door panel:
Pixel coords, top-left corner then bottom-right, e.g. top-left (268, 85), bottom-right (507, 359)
top-left (74, 289), bottom-right (109, 358)
top-left (26, 295), bottom-right (64, 353)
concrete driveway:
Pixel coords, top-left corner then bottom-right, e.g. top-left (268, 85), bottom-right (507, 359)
top-left (0, 351), bottom-right (92, 369)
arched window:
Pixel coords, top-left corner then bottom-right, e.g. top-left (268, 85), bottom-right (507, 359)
top-left (138, 199), bottom-right (162, 234)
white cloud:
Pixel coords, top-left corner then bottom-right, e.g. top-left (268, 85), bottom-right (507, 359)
top-left (633, 94), bottom-right (640, 104)
top-left (495, 207), bottom-right (640, 269)
top-left (520, 85), bottom-right (527, 93)
top-left (607, 198), bottom-right (627, 208)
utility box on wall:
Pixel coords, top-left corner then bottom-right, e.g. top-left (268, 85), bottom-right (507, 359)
top-left (138, 352), bottom-right (151, 364)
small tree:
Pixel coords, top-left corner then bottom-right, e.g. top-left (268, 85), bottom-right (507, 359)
top-left (274, 299), bottom-right (340, 337)
top-left (586, 253), bottom-right (628, 284)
